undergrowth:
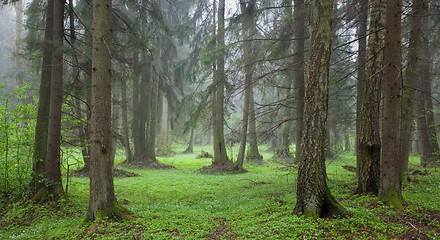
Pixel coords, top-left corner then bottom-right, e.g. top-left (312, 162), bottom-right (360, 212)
top-left (1, 145), bottom-right (439, 239)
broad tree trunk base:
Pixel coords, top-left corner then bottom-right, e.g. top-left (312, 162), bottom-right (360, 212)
top-left (121, 154), bottom-right (174, 170)
top-left (295, 186), bottom-right (347, 218)
top-left (380, 189), bottom-right (404, 211)
top-left (32, 185), bottom-right (65, 203)
top-left (84, 201), bottom-right (134, 224)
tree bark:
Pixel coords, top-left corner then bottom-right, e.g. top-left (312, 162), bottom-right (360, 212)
top-left (121, 76), bottom-right (132, 162)
top-left (44, 0), bottom-right (64, 199)
top-left (380, 0), bottom-right (403, 210)
top-left (14, 0), bottom-right (24, 87)
top-left (293, 0), bottom-right (306, 163)
top-left (157, 96), bottom-right (169, 154)
top-left (400, 0), bottom-right (422, 173)
top-left (87, 0), bottom-right (127, 221)
top-left (246, 86), bottom-right (262, 161)
top-left (294, 0), bottom-right (346, 218)
top-left (212, 0), bottom-right (229, 165)
top-left (31, 0), bottom-right (54, 192)
top-left (355, 0), bottom-right (368, 163)
top-left (132, 52), bottom-right (142, 157)
top-left (356, 0), bottom-right (385, 195)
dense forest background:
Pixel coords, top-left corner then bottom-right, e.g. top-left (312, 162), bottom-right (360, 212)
top-left (0, 0), bottom-right (440, 238)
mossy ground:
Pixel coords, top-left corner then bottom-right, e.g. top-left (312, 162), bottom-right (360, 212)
top-left (1, 145), bottom-right (439, 239)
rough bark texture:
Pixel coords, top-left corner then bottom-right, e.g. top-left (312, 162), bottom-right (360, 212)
top-left (44, 0), bottom-right (64, 199)
top-left (212, 0), bottom-right (229, 165)
top-left (294, 0), bottom-right (346, 218)
top-left (132, 52), bottom-right (142, 157)
top-left (380, 0), bottom-right (403, 210)
top-left (415, 77), bottom-right (433, 167)
top-left (400, 0), bottom-right (422, 173)
top-left (31, 0), bottom-right (54, 192)
top-left (356, 0), bottom-right (385, 195)
top-left (355, 0), bottom-right (368, 164)
top-left (293, 0), bottom-right (306, 163)
top-left (87, 0), bottom-right (125, 221)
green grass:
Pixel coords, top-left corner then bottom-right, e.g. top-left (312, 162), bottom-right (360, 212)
top-left (1, 145), bottom-right (440, 239)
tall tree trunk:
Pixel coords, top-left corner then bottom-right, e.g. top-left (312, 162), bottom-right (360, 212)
top-left (356, 0), bottom-right (368, 163)
top-left (415, 77), bottom-right (433, 167)
top-left (294, 0), bottom-right (346, 218)
top-left (31, 0), bottom-right (54, 193)
top-left (44, 0), bottom-right (65, 199)
top-left (147, 63), bottom-right (159, 162)
top-left (235, 0), bottom-right (256, 171)
top-left (121, 77), bottom-right (132, 162)
top-left (158, 96), bottom-right (169, 154)
top-left (293, 0), bottom-right (306, 163)
top-left (14, 0), bottom-right (24, 87)
top-left (400, 0), bottom-right (422, 173)
top-left (356, 0), bottom-right (385, 195)
top-left (212, 0), bottom-right (229, 165)
top-left (380, 0), bottom-right (403, 210)
top-left (132, 52), bottom-right (142, 157)
top-left (87, 0), bottom-right (128, 221)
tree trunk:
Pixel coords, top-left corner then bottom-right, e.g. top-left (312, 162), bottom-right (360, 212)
top-left (293, 0), bottom-right (306, 163)
top-left (356, 0), bottom-right (385, 195)
top-left (132, 52), bottom-right (142, 157)
top-left (355, 0), bottom-right (368, 164)
top-left (147, 63), bottom-right (159, 162)
top-left (294, 0), bottom-right (346, 218)
top-left (235, 0), bottom-right (256, 171)
top-left (380, 0), bottom-right (403, 210)
top-left (44, 0), bottom-right (64, 199)
top-left (212, 0), bottom-right (229, 165)
top-left (400, 0), bottom-right (422, 173)
top-left (157, 96), bottom-right (169, 154)
top-left (87, 0), bottom-right (127, 221)
top-left (246, 86), bottom-right (262, 161)
top-left (121, 77), bottom-right (132, 162)
top-left (183, 128), bottom-right (195, 153)
top-left (31, 0), bottom-right (54, 193)
top-left (415, 77), bottom-right (433, 167)
top-left (14, 0), bottom-right (24, 87)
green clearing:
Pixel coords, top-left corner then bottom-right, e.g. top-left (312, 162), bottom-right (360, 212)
top-left (1, 145), bottom-right (440, 239)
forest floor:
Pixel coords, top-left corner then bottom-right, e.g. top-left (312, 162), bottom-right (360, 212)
top-left (1, 145), bottom-right (440, 239)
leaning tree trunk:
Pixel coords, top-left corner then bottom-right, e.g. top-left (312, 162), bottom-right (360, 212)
top-left (87, 0), bottom-right (128, 221)
top-left (31, 0), bottom-right (54, 193)
top-left (43, 0), bottom-right (65, 201)
top-left (356, 0), bottom-right (385, 195)
top-left (380, 0), bottom-right (403, 210)
top-left (400, 0), bottom-right (422, 173)
top-left (294, 0), bottom-right (346, 218)
top-left (293, 0), bottom-right (306, 164)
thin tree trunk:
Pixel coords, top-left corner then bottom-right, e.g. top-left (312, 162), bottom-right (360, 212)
top-left (415, 77), bottom-right (433, 167)
top-left (44, 0), bottom-right (64, 199)
top-left (183, 128), bottom-right (195, 153)
top-left (147, 62), bottom-right (159, 162)
top-left (294, 0), bottom-right (346, 218)
top-left (400, 0), bottom-right (422, 173)
top-left (356, 0), bottom-right (385, 195)
top-left (380, 0), bottom-right (403, 210)
top-left (246, 86), bottom-right (262, 161)
top-left (293, 0), bottom-right (306, 163)
top-left (121, 77), bottom-right (132, 162)
top-left (132, 52), bottom-right (141, 157)
top-left (14, 0), bottom-right (24, 86)
top-left (356, 0), bottom-right (368, 164)
top-left (158, 96), bottom-right (169, 154)
top-left (31, 0), bottom-right (54, 193)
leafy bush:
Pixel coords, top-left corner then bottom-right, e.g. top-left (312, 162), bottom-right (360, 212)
top-left (0, 83), bottom-right (36, 198)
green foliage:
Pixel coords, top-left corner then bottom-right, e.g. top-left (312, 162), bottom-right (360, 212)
top-left (1, 147), bottom-right (440, 239)
top-left (0, 83), bottom-right (36, 198)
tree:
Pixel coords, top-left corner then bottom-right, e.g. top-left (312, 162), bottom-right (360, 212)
top-left (356, 0), bottom-right (385, 195)
top-left (86, 0), bottom-right (128, 221)
top-left (235, 0), bottom-right (257, 171)
top-left (294, 0), bottom-right (346, 218)
top-left (212, 0), bottom-right (229, 166)
top-left (400, 0), bottom-right (423, 173)
top-left (43, 0), bottom-right (65, 199)
top-left (31, 0), bottom-right (54, 193)
top-left (293, 0), bottom-right (306, 163)
top-left (380, 0), bottom-right (403, 210)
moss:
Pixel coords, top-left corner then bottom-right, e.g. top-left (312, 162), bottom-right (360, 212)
top-left (32, 187), bottom-right (49, 203)
top-left (381, 189), bottom-right (404, 211)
